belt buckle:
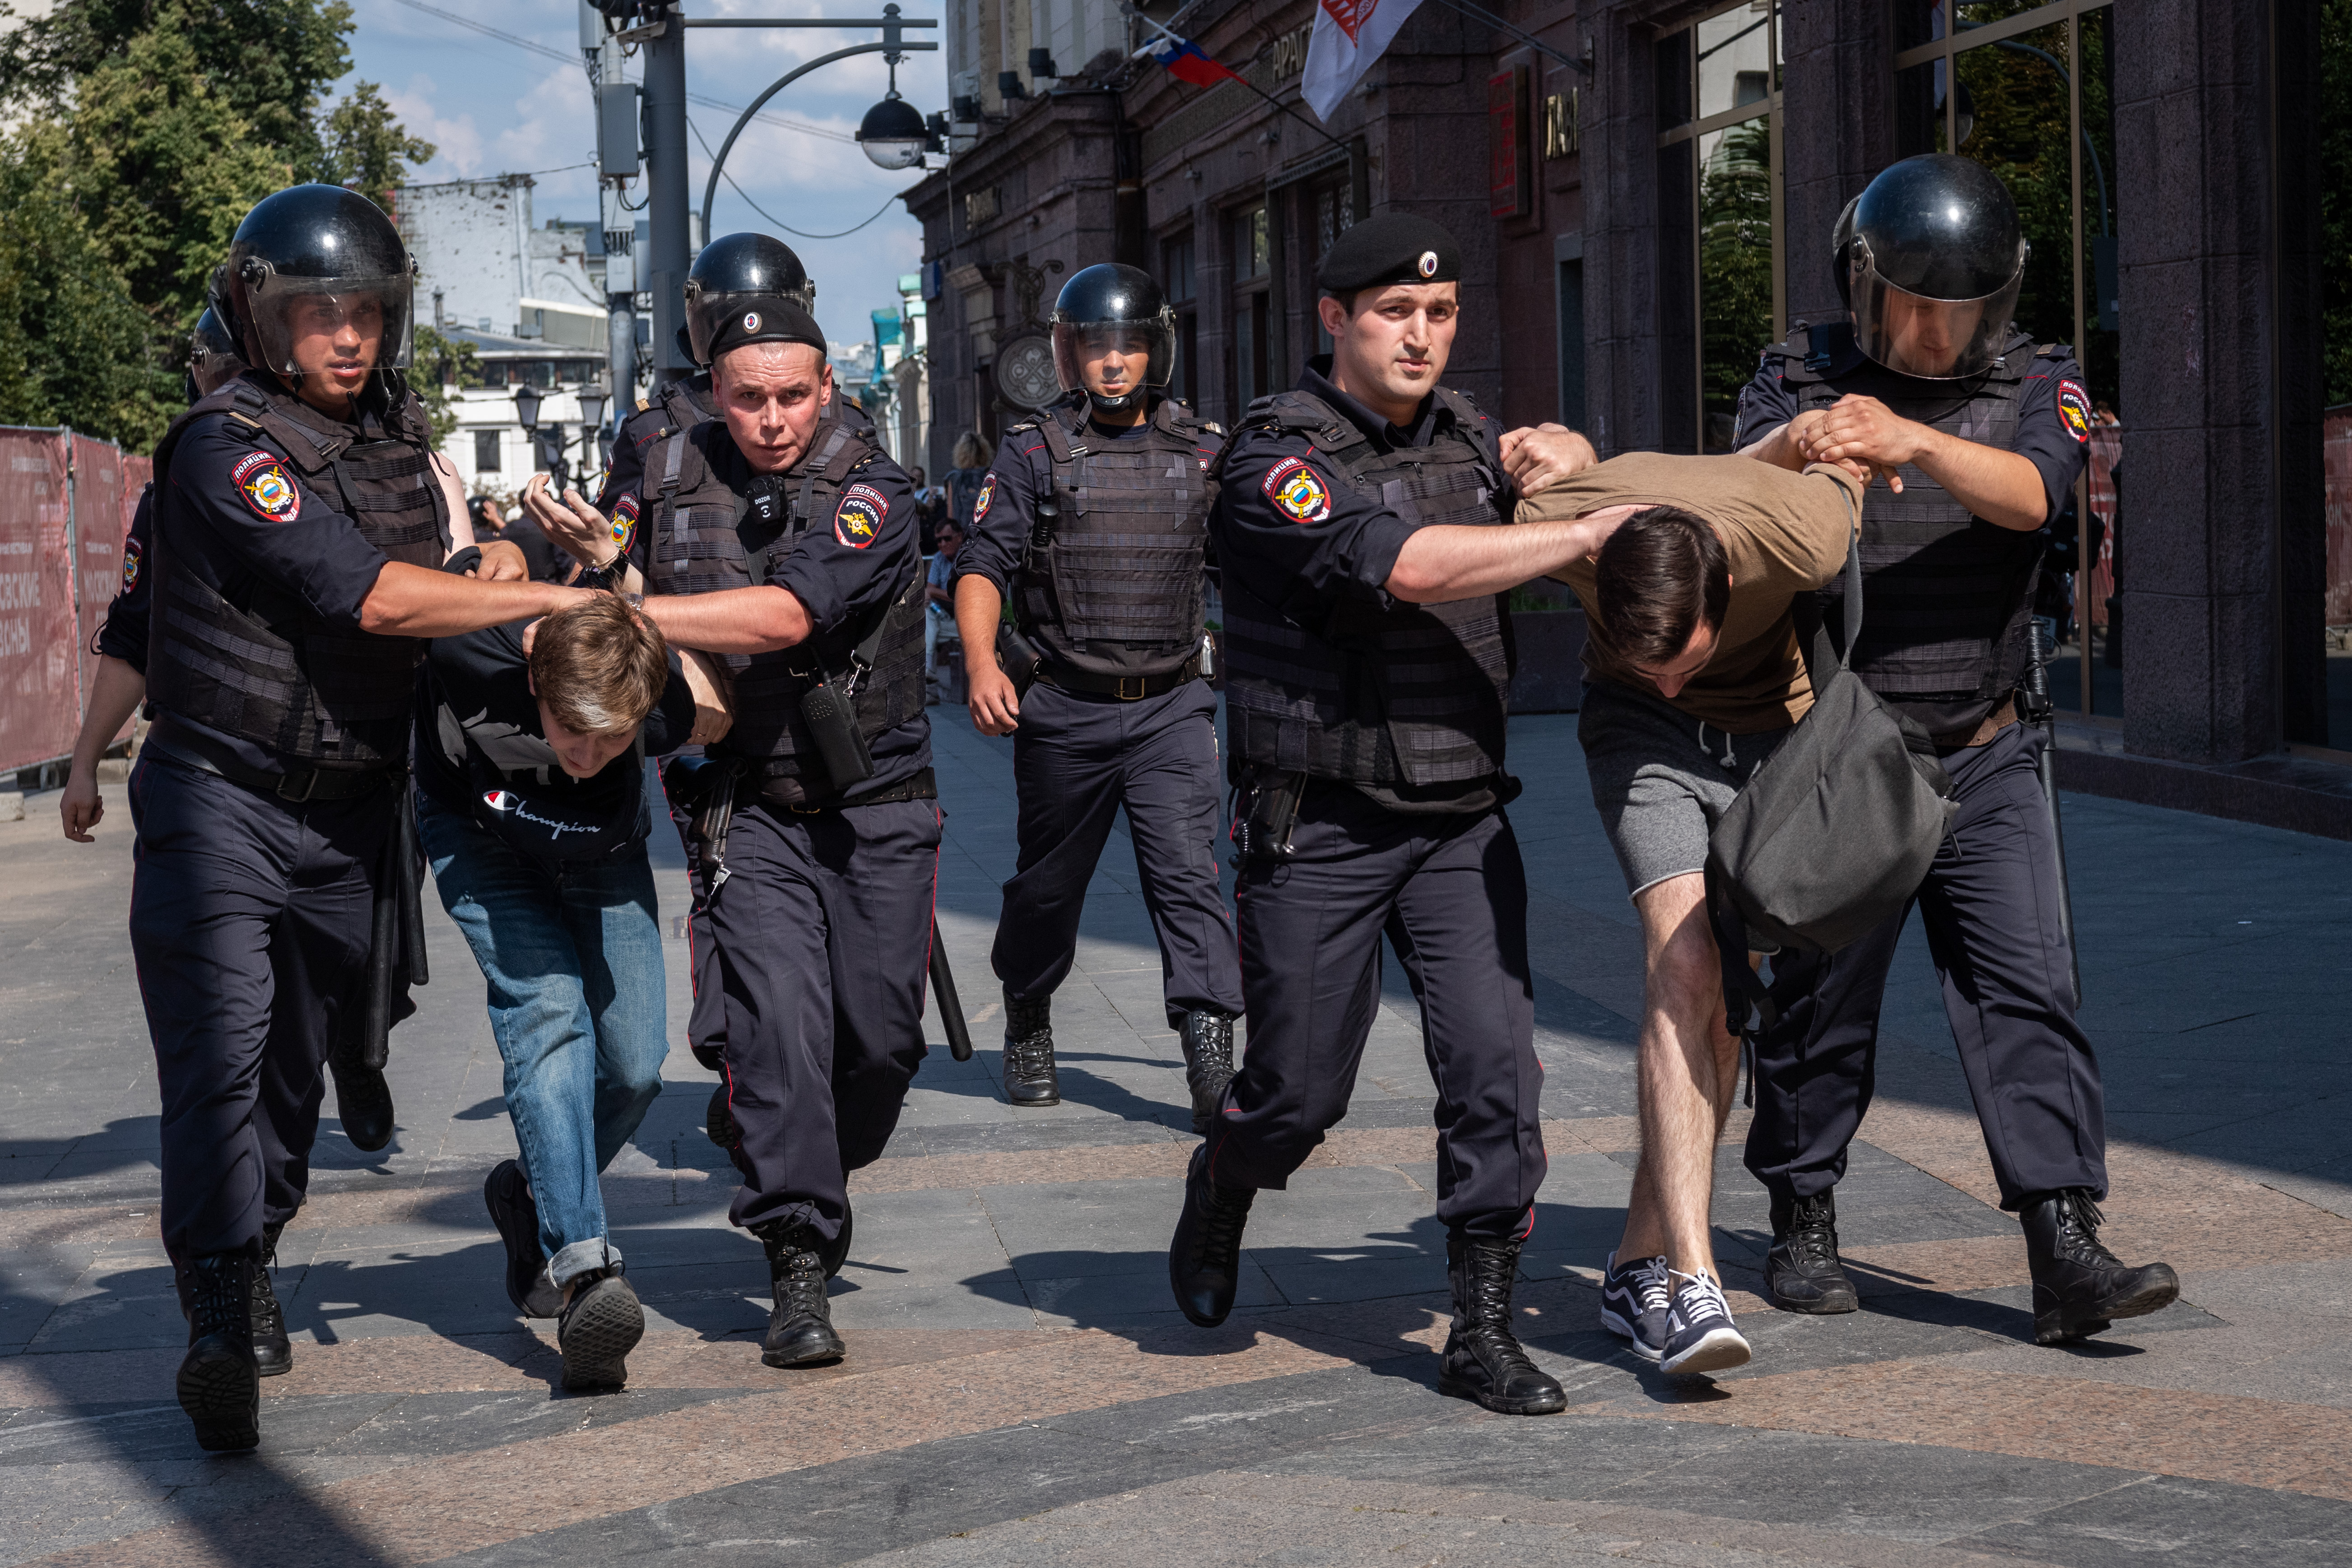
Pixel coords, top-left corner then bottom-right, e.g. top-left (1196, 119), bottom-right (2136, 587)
top-left (790, 800), bottom-right (825, 814)
top-left (277, 769), bottom-right (320, 804)
top-left (1116, 676), bottom-right (1145, 701)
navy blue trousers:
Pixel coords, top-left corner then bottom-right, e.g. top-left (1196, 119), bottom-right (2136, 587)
top-left (660, 782), bottom-right (727, 1070)
top-left (1744, 721), bottom-right (2108, 1210)
top-left (1209, 782), bottom-right (1546, 1238)
top-left (128, 753), bottom-right (387, 1264)
top-left (992, 679), bottom-right (1243, 1027)
top-left (709, 797), bottom-right (941, 1242)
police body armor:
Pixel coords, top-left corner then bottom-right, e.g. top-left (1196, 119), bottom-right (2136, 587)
top-left (646, 410), bottom-right (925, 797)
top-left (1219, 387), bottom-right (1513, 787)
top-left (1758, 322), bottom-right (2049, 730)
top-left (1011, 396), bottom-right (1215, 679)
top-left (147, 374), bottom-right (448, 768)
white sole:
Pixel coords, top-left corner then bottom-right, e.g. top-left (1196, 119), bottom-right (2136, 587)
top-left (1660, 1325), bottom-right (1751, 1376)
top-left (1597, 1304), bottom-right (1664, 1362)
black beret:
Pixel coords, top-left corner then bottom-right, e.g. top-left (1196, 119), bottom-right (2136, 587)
top-left (708, 299), bottom-right (827, 361)
top-left (1315, 211), bottom-right (1461, 293)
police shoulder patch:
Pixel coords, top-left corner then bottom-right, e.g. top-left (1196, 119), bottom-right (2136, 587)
top-left (120, 536), bottom-right (142, 595)
top-left (610, 493), bottom-right (640, 554)
top-left (1261, 456), bottom-right (1332, 524)
top-left (834, 481), bottom-right (888, 549)
top-left (230, 450), bottom-right (301, 522)
top-left (2056, 379), bottom-right (2093, 445)
top-left (972, 472), bottom-right (998, 524)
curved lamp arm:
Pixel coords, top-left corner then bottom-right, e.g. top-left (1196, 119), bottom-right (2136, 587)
top-left (701, 42), bottom-right (904, 241)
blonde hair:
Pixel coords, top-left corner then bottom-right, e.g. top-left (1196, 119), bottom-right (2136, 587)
top-left (530, 596), bottom-right (669, 737)
top-left (952, 430), bottom-right (987, 470)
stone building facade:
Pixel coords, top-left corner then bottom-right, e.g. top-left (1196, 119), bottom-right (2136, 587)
top-left (902, 0), bottom-right (2336, 820)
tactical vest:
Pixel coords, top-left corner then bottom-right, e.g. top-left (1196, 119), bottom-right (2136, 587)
top-left (1218, 387), bottom-right (1514, 788)
top-left (1009, 397), bottom-right (1216, 679)
top-left (147, 375), bottom-right (448, 768)
top-left (649, 372), bottom-right (713, 433)
top-left (1759, 323), bottom-right (2049, 709)
top-left (645, 411), bottom-right (926, 790)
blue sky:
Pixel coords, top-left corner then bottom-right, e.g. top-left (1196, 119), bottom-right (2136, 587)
top-left (344, 0), bottom-right (945, 346)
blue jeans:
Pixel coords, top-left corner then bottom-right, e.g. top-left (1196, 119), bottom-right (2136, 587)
top-left (418, 795), bottom-right (667, 1298)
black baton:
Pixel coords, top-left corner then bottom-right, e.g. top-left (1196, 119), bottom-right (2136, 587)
top-left (929, 925), bottom-right (973, 1061)
top-left (2022, 622), bottom-right (2082, 1007)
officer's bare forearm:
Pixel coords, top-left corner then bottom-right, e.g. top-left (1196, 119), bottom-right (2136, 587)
top-left (1386, 517), bottom-right (1623, 603)
top-left (69, 657), bottom-right (144, 774)
top-left (954, 575), bottom-right (1004, 670)
top-left (358, 562), bottom-right (584, 637)
top-left (637, 585), bottom-right (814, 655)
top-left (1909, 428), bottom-right (2049, 532)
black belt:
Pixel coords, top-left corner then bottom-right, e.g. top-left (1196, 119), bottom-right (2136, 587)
top-left (1038, 655), bottom-right (1201, 701)
top-left (148, 716), bottom-right (395, 803)
top-left (759, 765), bottom-right (939, 813)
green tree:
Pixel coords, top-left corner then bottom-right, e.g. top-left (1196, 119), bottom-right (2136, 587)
top-left (1698, 120), bottom-right (1774, 446)
top-left (408, 325), bottom-right (481, 447)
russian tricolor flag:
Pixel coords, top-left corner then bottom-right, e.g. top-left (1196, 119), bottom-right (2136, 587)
top-left (1147, 33), bottom-right (1242, 88)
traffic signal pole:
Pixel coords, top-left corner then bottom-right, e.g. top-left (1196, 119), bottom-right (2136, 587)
top-left (639, 7), bottom-right (694, 384)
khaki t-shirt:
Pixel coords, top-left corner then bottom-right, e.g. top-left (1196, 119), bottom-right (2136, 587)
top-left (1518, 452), bottom-right (1861, 732)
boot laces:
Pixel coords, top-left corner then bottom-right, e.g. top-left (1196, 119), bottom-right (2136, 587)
top-left (1785, 1201), bottom-right (1840, 1268)
top-left (1187, 1014), bottom-right (1235, 1073)
top-left (186, 1257), bottom-right (245, 1333)
top-left (1191, 1182), bottom-right (1253, 1269)
top-left (1459, 1246), bottom-right (1539, 1370)
top-left (2055, 1191), bottom-right (2123, 1266)
top-left (1005, 1023), bottom-right (1055, 1075)
top-left (761, 1230), bottom-right (831, 1317)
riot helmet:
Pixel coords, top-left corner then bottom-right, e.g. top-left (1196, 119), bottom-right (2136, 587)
top-left (1835, 154), bottom-right (2026, 380)
top-left (220, 185), bottom-right (416, 394)
top-left (683, 233), bottom-right (815, 367)
top-left (186, 289), bottom-right (246, 402)
top-left (1050, 264), bottom-right (1174, 414)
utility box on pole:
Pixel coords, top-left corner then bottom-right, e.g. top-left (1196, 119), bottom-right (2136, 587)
top-left (598, 83), bottom-right (641, 180)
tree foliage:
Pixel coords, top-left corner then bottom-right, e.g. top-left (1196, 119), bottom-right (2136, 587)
top-left (408, 325), bottom-right (482, 447)
top-left (0, 0), bottom-right (435, 450)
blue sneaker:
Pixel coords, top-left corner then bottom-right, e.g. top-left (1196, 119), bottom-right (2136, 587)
top-left (1660, 1270), bottom-right (1752, 1376)
top-left (1599, 1249), bottom-right (1671, 1362)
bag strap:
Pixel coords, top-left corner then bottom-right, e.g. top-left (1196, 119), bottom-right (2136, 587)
top-left (1808, 486), bottom-right (1864, 680)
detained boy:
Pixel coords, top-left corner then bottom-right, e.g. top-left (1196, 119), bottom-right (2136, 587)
top-left (415, 582), bottom-right (729, 1390)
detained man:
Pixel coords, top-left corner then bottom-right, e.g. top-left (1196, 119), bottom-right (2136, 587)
top-left (1514, 451), bottom-right (1863, 1373)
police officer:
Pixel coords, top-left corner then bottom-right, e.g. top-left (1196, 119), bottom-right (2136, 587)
top-left (134, 186), bottom-right (589, 1452)
top-left (547, 234), bottom-right (816, 1096)
top-left (953, 265), bottom-right (1244, 1119)
top-left (632, 292), bottom-right (935, 1372)
top-left (1736, 155), bottom-right (2177, 1344)
top-left (1167, 213), bottom-right (1602, 1415)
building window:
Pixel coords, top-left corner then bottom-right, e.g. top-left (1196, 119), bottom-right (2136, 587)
top-left (1657, 0), bottom-right (1783, 456)
top-left (474, 429), bottom-right (501, 472)
top-left (1163, 233), bottom-right (1198, 408)
top-left (1893, 0), bottom-right (2118, 719)
top-left (1232, 204), bottom-right (1269, 283)
top-left (1230, 204), bottom-right (1272, 420)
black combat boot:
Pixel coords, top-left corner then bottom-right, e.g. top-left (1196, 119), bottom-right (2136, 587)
top-left (178, 1252), bottom-right (261, 1452)
top-left (251, 1222), bottom-right (293, 1377)
top-left (1766, 1190), bottom-right (1859, 1315)
top-left (328, 1056), bottom-right (396, 1153)
top-left (1180, 1011), bottom-right (1237, 1135)
top-left (1002, 993), bottom-right (1059, 1107)
top-left (1167, 1144), bottom-right (1255, 1327)
top-left (2021, 1189), bottom-right (2180, 1345)
top-left (754, 1221), bottom-right (845, 1368)
top-left (1437, 1232), bottom-right (1567, 1415)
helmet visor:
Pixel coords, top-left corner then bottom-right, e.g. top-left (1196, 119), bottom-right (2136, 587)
top-left (686, 282), bottom-right (816, 366)
top-left (244, 268), bottom-right (414, 381)
top-left (1051, 318), bottom-right (1173, 405)
top-left (1846, 239), bottom-right (2021, 380)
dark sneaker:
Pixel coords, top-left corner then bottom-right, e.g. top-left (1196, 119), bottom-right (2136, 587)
top-left (328, 1056), bottom-right (396, 1153)
top-left (1660, 1270), bottom-right (1752, 1376)
top-left (1436, 1232), bottom-right (1566, 1415)
top-left (1598, 1249), bottom-right (1671, 1362)
top-left (1167, 1144), bottom-right (1255, 1327)
top-left (1180, 1010), bottom-right (1237, 1135)
top-left (251, 1223), bottom-right (292, 1377)
top-left (483, 1160), bottom-right (548, 1317)
top-left (756, 1222), bottom-right (845, 1368)
top-left (177, 1253), bottom-right (260, 1452)
top-left (557, 1273), bottom-right (645, 1391)
top-left (1766, 1191), bottom-right (1859, 1314)
top-left (2022, 1189), bottom-right (2180, 1345)
top-left (1002, 993), bottom-right (1059, 1107)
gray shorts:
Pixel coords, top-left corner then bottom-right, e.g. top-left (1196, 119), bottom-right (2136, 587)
top-left (1576, 680), bottom-right (1791, 899)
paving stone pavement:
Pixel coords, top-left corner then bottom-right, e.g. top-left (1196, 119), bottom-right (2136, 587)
top-left (1, 709), bottom-right (2348, 1566)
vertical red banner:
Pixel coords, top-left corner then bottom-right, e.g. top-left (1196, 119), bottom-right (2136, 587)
top-left (0, 431), bottom-right (81, 772)
top-left (72, 435), bottom-right (147, 742)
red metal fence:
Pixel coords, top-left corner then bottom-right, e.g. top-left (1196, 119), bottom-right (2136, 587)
top-left (0, 428), bottom-right (151, 775)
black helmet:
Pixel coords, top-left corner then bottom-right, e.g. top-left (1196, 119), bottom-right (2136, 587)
top-left (683, 233), bottom-right (814, 367)
top-left (186, 285), bottom-right (247, 403)
top-left (1050, 264), bottom-right (1174, 414)
top-left (1835, 155), bottom-right (2027, 379)
top-left (219, 184), bottom-right (415, 391)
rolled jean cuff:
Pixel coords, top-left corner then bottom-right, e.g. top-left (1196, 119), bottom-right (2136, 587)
top-left (534, 1237), bottom-right (624, 1311)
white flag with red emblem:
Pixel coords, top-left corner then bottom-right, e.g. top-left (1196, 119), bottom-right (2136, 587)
top-left (1302, 0), bottom-right (1426, 122)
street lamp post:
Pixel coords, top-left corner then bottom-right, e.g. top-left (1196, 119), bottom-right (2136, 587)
top-left (576, 386), bottom-right (610, 489)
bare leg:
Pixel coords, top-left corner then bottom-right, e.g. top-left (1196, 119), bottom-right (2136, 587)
top-left (1614, 872), bottom-right (1741, 1280)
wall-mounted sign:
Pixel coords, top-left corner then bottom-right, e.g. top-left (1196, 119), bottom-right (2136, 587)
top-left (1489, 68), bottom-right (1531, 219)
top-left (1544, 88), bottom-right (1580, 159)
top-left (963, 186), bottom-right (1001, 230)
top-left (1265, 24), bottom-right (1312, 81)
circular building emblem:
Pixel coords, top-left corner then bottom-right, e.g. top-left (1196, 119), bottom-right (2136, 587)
top-left (993, 331), bottom-right (1062, 412)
